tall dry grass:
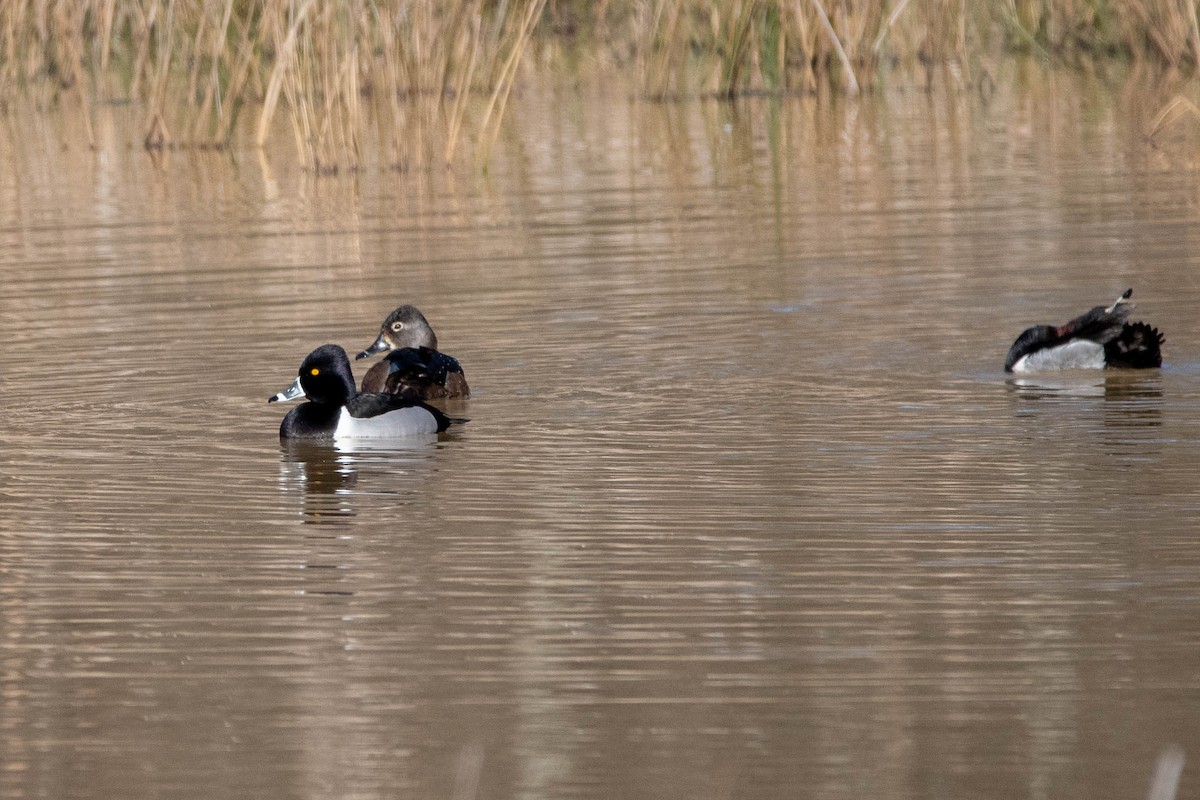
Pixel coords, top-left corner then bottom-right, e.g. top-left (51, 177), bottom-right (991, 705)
top-left (0, 0), bottom-right (1198, 172)
top-left (629, 0), bottom-right (1200, 98)
top-left (999, 0), bottom-right (1200, 66)
top-left (0, 0), bottom-right (547, 172)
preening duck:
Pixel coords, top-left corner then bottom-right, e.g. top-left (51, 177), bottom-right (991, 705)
top-left (1005, 289), bottom-right (1164, 373)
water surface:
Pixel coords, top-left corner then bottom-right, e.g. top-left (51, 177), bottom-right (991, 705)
top-left (3, 67), bottom-right (1200, 799)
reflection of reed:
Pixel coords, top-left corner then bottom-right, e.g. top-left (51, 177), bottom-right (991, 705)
top-left (8, 2), bottom-right (1200, 171)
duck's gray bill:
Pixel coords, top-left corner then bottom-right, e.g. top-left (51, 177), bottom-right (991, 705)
top-left (355, 335), bottom-right (389, 360)
top-left (268, 375), bottom-right (306, 403)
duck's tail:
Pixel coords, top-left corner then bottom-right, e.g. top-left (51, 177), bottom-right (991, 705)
top-left (1105, 321), bottom-right (1164, 368)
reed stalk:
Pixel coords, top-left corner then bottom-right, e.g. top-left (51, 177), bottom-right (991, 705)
top-left (808, 0), bottom-right (860, 95)
top-left (477, 0), bottom-right (547, 168)
top-left (444, 7), bottom-right (484, 166)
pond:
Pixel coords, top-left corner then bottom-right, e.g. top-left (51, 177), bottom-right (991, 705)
top-left (2, 65), bottom-right (1200, 799)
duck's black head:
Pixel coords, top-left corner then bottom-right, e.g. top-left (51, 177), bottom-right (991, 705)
top-left (269, 344), bottom-right (358, 405)
top-left (356, 305), bottom-right (437, 360)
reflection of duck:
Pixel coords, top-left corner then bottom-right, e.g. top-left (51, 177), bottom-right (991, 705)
top-left (280, 440), bottom-right (359, 496)
top-left (269, 344), bottom-right (466, 439)
top-left (279, 440), bottom-right (359, 524)
top-left (355, 305), bottom-right (470, 399)
top-left (1005, 289), bottom-right (1164, 373)
top-left (1008, 371), bottom-right (1164, 403)
top-left (279, 437), bottom-right (441, 524)
top-left (1007, 373), bottom-right (1164, 459)
top-left (1008, 374), bottom-right (1108, 399)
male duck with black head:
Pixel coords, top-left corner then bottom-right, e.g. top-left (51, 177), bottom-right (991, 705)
top-left (355, 305), bottom-right (470, 399)
top-left (269, 344), bottom-right (466, 439)
top-left (1005, 289), bottom-right (1164, 373)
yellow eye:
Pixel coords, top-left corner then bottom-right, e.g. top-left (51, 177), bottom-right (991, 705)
top-left (310, 368), bottom-right (320, 376)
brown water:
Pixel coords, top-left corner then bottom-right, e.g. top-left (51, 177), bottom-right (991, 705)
top-left (3, 65), bottom-right (1200, 799)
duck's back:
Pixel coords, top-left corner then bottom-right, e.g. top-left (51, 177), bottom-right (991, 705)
top-left (360, 346), bottom-right (470, 399)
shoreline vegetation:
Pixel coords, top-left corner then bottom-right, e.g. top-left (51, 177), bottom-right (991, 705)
top-left (2, 1), bottom-right (1200, 173)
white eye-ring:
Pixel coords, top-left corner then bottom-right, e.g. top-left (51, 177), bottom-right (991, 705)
top-left (391, 321), bottom-right (405, 332)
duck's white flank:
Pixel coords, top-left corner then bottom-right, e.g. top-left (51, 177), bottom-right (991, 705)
top-left (334, 406), bottom-right (440, 438)
top-left (1011, 339), bottom-right (1105, 372)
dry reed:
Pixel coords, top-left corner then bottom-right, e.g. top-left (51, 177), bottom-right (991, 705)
top-left (0, 0), bottom-right (1198, 172)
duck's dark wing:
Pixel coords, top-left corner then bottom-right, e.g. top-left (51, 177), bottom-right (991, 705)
top-left (1056, 300), bottom-right (1133, 344)
top-left (360, 346), bottom-right (469, 399)
top-left (403, 347), bottom-right (470, 398)
top-left (1104, 322), bottom-right (1164, 368)
top-left (345, 392), bottom-right (466, 432)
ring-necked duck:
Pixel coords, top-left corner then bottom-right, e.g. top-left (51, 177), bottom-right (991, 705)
top-left (269, 344), bottom-right (466, 439)
top-left (1005, 289), bottom-right (1164, 372)
top-left (355, 305), bottom-right (470, 399)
